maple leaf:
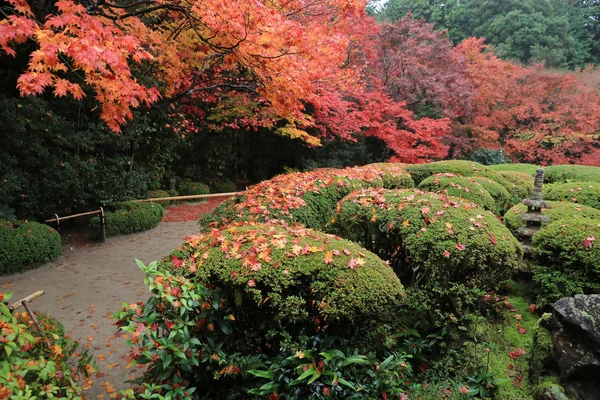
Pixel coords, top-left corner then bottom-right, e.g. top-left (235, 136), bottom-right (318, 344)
top-left (323, 251), bottom-right (334, 265)
top-left (455, 243), bottom-right (466, 251)
top-left (582, 236), bottom-right (596, 248)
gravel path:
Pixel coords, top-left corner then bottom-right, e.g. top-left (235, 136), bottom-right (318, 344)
top-left (0, 219), bottom-right (201, 399)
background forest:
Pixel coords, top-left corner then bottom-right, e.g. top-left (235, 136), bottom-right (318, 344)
top-left (1, 0), bottom-right (600, 220)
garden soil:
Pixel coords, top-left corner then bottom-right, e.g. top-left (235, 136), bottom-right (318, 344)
top-left (0, 203), bottom-right (222, 399)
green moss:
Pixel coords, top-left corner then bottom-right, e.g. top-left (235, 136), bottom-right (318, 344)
top-left (529, 314), bottom-right (554, 385)
top-left (95, 201), bottom-right (164, 237)
top-left (418, 174), bottom-right (497, 213)
top-left (407, 160), bottom-right (507, 186)
top-left (532, 378), bottom-right (568, 400)
top-left (544, 165), bottom-right (600, 184)
top-left (162, 222), bottom-right (404, 345)
top-left (503, 201), bottom-right (600, 237)
top-left (146, 189), bottom-right (171, 207)
top-left (0, 220), bottom-right (62, 275)
top-left (489, 164), bottom-right (540, 175)
top-left (544, 181), bottom-right (600, 209)
top-left (334, 188), bottom-right (522, 290)
top-left (472, 177), bottom-right (511, 215)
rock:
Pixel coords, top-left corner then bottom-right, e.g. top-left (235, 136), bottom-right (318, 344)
top-left (551, 294), bottom-right (600, 399)
top-left (533, 381), bottom-right (569, 400)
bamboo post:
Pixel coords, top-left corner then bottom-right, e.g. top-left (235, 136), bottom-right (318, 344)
top-left (132, 192), bottom-right (241, 203)
top-left (99, 207), bottom-right (106, 243)
top-left (9, 290), bottom-right (44, 311)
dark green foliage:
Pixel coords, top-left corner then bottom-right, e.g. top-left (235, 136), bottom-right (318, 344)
top-left (166, 189), bottom-right (179, 197)
top-left (97, 202), bottom-right (164, 237)
top-left (378, 0), bottom-right (598, 68)
top-left (544, 181), bottom-right (600, 209)
top-left (467, 148), bottom-right (507, 165)
top-left (406, 160), bottom-right (506, 186)
top-left (209, 180), bottom-right (237, 193)
top-left (0, 204), bottom-right (17, 222)
top-left (177, 181), bottom-right (210, 196)
top-left (504, 201), bottom-right (600, 237)
top-left (334, 189), bottom-right (522, 290)
top-left (0, 220), bottom-right (62, 275)
top-left (146, 190), bottom-right (171, 207)
top-left (418, 174), bottom-right (497, 213)
top-left (0, 94), bottom-right (182, 220)
top-left (471, 177), bottom-right (511, 215)
top-left (533, 219), bottom-right (600, 281)
top-left (528, 314), bottom-right (554, 385)
top-left (543, 165), bottom-right (600, 184)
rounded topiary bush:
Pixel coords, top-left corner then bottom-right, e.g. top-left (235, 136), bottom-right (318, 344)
top-left (471, 176), bottom-right (511, 215)
top-left (334, 188), bottom-right (522, 290)
top-left (0, 220), bottom-right (62, 275)
top-left (504, 201), bottom-right (600, 237)
top-left (163, 222), bottom-right (404, 343)
top-left (146, 190), bottom-right (171, 207)
top-left (101, 202), bottom-right (164, 236)
top-left (544, 165), bottom-right (600, 184)
top-left (166, 189), bottom-right (178, 197)
top-left (418, 173), bottom-right (497, 213)
top-left (533, 219), bottom-right (600, 280)
top-left (199, 164), bottom-right (413, 232)
top-left (497, 171), bottom-right (533, 205)
top-left (544, 182), bottom-right (600, 209)
top-left (177, 181), bottom-right (210, 196)
top-left (406, 160), bottom-right (504, 186)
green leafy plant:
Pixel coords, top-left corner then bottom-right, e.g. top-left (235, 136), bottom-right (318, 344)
top-left (0, 204), bottom-right (16, 222)
top-left (146, 190), bottom-right (172, 207)
top-left (0, 292), bottom-right (94, 399)
top-left (467, 343), bottom-right (503, 398)
top-left (92, 201), bottom-right (164, 237)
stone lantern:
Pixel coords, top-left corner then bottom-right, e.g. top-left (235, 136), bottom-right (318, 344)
top-left (518, 168), bottom-right (551, 255)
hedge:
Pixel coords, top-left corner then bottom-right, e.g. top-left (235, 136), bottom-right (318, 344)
top-left (146, 190), bottom-right (171, 207)
top-left (504, 201), bottom-right (600, 237)
top-left (0, 220), bottom-right (61, 275)
top-left (471, 176), bottom-right (511, 215)
top-left (406, 160), bottom-right (506, 186)
top-left (533, 219), bottom-right (600, 281)
top-left (544, 182), bottom-right (600, 209)
top-left (418, 173), bottom-right (497, 213)
top-left (488, 163), bottom-right (540, 175)
top-left (543, 165), bottom-right (600, 184)
top-left (98, 202), bottom-right (164, 237)
top-left (162, 222), bottom-right (404, 344)
top-left (334, 188), bottom-right (522, 290)
top-left (497, 171), bottom-right (533, 205)
top-left (177, 181), bottom-right (210, 196)
top-left (199, 164), bottom-right (413, 232)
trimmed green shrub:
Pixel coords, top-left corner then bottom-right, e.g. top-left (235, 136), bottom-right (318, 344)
top-left (544, 181), bottom-right (600, 209)
top-left (533, 219), bottom-right (600, 280)
top-left (177, 181), bottom-right (210, 196)
top-left (471, 177), bottom-right (511, 215)
top-left (0, 220), bottom-right (62, 275)
top-left (209, 179), bottom-right (237, 193)
top-left (406, 160), bottom-right (505, 185)
top-left (164, 222), bottom-right (404, 341)
top-left (497, 171), bottom-right (533, 205)
top-left (334, 188), bottom-right (522, 290)
top-left (358, 163), bottom-right (414, 189)
top-left (146, 189), bottom-right (171, 207)
top-left (544, 165), bottom-right (600, 184)
top-left (488, 164), bottom-right (540, 175)
top-left (532, 265), bottom-right (598, 309)
top-left (504, 201), bottom-right (600, 237)
top-left (166, 189), bottom-right (178, 197)
top-left (1, 293), bottom-right (93, 399)
top-left (98, 202), bottom-right (164, 237)
top-left (418, 174), bottom-right (497, 213)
